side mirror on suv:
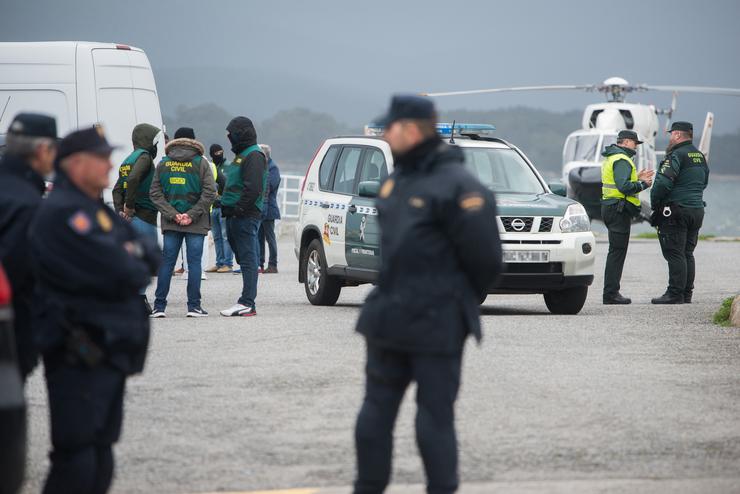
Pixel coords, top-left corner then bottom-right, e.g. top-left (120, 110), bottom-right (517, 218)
top-left (548, 182), bottom-right (567, 197)
top-left (358, 181), bottom-right (380, 198)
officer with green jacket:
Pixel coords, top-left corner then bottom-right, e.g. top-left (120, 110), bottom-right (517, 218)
top-left (650, 121), bottom-right (709, 304)
top-left (601, 130), bottom-right (654, 304)
top-left (112, 123), bottom-right (160, 232)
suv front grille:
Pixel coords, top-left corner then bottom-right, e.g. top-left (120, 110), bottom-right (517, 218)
top-left (538, 217), bottom-right (554, 232)
top-left (501, 217), bottom-right (533, 233)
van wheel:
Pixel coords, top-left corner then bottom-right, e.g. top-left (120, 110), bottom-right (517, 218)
top-left (544, 286), bottom-right (588, 315)
top-left (303, 239), bottom-right (341, 306)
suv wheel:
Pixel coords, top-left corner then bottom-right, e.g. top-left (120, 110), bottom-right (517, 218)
top-left (303, 239), bottom-right (341, 306)
top-left (543, 286), bottom-right (588, 315)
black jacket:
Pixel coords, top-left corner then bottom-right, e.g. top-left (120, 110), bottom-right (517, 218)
top-left (226, 117), bottom-right (267, 219)
top-left (356, 138), bottom-right (502, 354)
top-left (29, 175), bottom-right (160, 374)
top-left (0, 153), bottom-right (46, 377)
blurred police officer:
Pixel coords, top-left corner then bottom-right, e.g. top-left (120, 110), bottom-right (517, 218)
top-left (353, 95), bottom-right (502, 494)
top-left (600, 130), bottom-right (654, 304)
top-left (650, 121), bottom-right (709, 304)
top-left (29, 127), bottom-right (160, 494)
top-left (0, 113), bottom-right (57, 380)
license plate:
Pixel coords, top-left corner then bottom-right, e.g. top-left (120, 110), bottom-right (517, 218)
top-left (504, 250), bottom-right (549, 263)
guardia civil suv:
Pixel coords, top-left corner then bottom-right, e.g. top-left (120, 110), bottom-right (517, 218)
top-left (294, 123), bottom-right (595, 314)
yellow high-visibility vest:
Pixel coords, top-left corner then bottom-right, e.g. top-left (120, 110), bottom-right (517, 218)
top-left (601, 153), bottom-right (640, 207)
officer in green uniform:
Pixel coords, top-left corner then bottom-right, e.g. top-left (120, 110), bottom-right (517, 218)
top-left (601, 130), bottom-right (654, 304)
top-left (650, 121), bottom-right (709, 304)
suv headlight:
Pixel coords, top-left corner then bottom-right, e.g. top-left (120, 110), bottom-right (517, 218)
top-left (559, 204), bottom-right (591, 233)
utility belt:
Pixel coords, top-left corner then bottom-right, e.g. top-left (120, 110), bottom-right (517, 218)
top-left (609, 198), bottom-right (639, 217)
top-left (44, 319), bottom-right (107, 370)
top-left (650, 203), bottom-right (682, 228)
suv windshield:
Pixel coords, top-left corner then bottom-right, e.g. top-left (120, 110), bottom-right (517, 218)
top-left (462, 147), bottom-right (544, 194)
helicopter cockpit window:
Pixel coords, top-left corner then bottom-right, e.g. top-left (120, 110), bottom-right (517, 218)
top-left (563, 135), bottom-right (600, 163)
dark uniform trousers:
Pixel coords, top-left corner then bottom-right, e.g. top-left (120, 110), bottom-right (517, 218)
top-left (601, 203), bottom-right (633, 296)
top-left (658, 207), bottom-right (704, 298)
top-left (354, 344), bottom-right (462, 494)
top-left (43, 357), bottom-right (125, 494)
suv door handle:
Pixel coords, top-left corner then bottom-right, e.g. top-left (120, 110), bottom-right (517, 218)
top-left (348, 205), bottom-right (357, 214)
top-left (320, 202), bottom-right (330, 209)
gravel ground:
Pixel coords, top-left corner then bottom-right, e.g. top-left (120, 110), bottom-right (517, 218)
top-left (20, 237), bottom-right (740, 493)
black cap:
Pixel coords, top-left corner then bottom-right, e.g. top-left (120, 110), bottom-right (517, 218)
top-left (174, 127), bottom-right (195, 140)
top-left (617, 130), bottom-right (643, 144)
top-left (7, 113), bottom-right (57, 139)
top-left (373, 95), bottom-right (436, 128)
top-left (209, 144), bottom-right (224, 159)
top-left (668, 121), bottom-right (693, 133)
top-left (56, 126), bottom-right (117, 163)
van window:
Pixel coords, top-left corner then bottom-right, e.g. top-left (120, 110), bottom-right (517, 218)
top-left (319, 146), bottom-right (340, 190)
top-left (332, 146), bottom-right (362, 195)
top-left (359, 148), bottom-right (388, 184)
top-left (0, 90), bottom-right (73, 135)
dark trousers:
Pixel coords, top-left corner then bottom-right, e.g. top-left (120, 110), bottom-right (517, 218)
top-left (42, 359), bottom-right (125, 494)
top-left (602, 203), bottom-right (632, 297)
top-left (258, 219), bottom-right (278, 268)
top-left (658, 207), bottom-right (704, 297)
top-left (354, 344), bottom-right (462, 494)
top-left (226, 216), bottom-right (261, 307)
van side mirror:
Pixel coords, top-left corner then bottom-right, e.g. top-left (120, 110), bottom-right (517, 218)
top-left (358, 181), bottom-right (380, 198)
top-left (548, 182), bottom-right (567, 197)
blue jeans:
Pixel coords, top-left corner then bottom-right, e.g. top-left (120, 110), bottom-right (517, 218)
top-left (131, 216), bottom-right (158, 295)
top-left (154, 231), bottom-right (205, 311)
top-left (211, 208), bottom-right (233, 268)
top-left (259, 219), bottom-right (278, 268)
top-left (226, 216), bottom-right (261, 308)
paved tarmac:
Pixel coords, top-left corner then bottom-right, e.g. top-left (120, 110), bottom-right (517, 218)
top-left (20, 236), bottom-right (740, 493)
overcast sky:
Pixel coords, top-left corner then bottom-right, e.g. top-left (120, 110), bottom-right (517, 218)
top-left (2, 0), bottom-right (739, 132)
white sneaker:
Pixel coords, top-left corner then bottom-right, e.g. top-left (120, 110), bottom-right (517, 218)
top-left (181, 271), bottom-right (188, 280)
top-left (186, 307), bottom-right (209, 317)
top-left (220, 304), bottom-right (256, 317)
top-left (150, 309), bottom-right (166, 318)
top-left (201, 272), bottom-right (207, 280)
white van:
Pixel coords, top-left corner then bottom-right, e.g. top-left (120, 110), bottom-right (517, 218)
top-left (0, 41), bottom-right (165, 203)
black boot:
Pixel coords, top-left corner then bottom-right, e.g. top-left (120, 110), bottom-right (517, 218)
top-left (142, 295), bottom-right (153, 313)
top-left (683, 291), bottom-right (693, 304)
top-left (603, 293), bottom-right (632, 305)
top-left (651, 292), bottom-right (684, 304)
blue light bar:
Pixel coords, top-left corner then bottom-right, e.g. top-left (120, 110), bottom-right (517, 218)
top-left (364, 122), bottom-right (496, 137)
top-left (436, 123), bottom-right (496, 136)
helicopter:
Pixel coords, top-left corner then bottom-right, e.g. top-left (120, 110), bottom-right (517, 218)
top-left (423, 77), bottom-right (740, 222)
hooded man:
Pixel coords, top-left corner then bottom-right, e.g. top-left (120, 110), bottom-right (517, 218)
top-left (112, 123), bottom-right (161, 311)
top-left (219, 117), bottom-right (268, 317)
top-left (149, 127), bottom-right (216, 317)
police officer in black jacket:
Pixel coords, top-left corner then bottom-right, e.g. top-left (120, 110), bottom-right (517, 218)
top-left (0, 113), bottom-right (57, 380)
top-left (29, 127), bottom-right (160, 494)
top-left (650, 121), bottom-right (709, 304)
top-left (353, 96), bottom-right (502, 494)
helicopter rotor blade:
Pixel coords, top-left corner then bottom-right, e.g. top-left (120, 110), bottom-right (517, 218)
top-left (642, 85), bottom-right (740, 97)
top-left (421, 85), bottom-right (594, 97)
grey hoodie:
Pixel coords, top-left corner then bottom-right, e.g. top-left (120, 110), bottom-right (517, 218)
top-left (149, 138), bottom-right (216, 235)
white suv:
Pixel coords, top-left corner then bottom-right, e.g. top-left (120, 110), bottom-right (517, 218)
top-left (294, 124), bottom-right (596, 314)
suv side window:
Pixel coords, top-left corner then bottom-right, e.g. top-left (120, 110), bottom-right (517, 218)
top-left (332, 146), bottom-right (363, 195)
top-left (319, 145), bottom-right (341, 190)
top-left (358, 148), bottom-right (388, 184)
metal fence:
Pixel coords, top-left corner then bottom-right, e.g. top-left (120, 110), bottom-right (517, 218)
top-left (277, 174), bottom-right (305, 220)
